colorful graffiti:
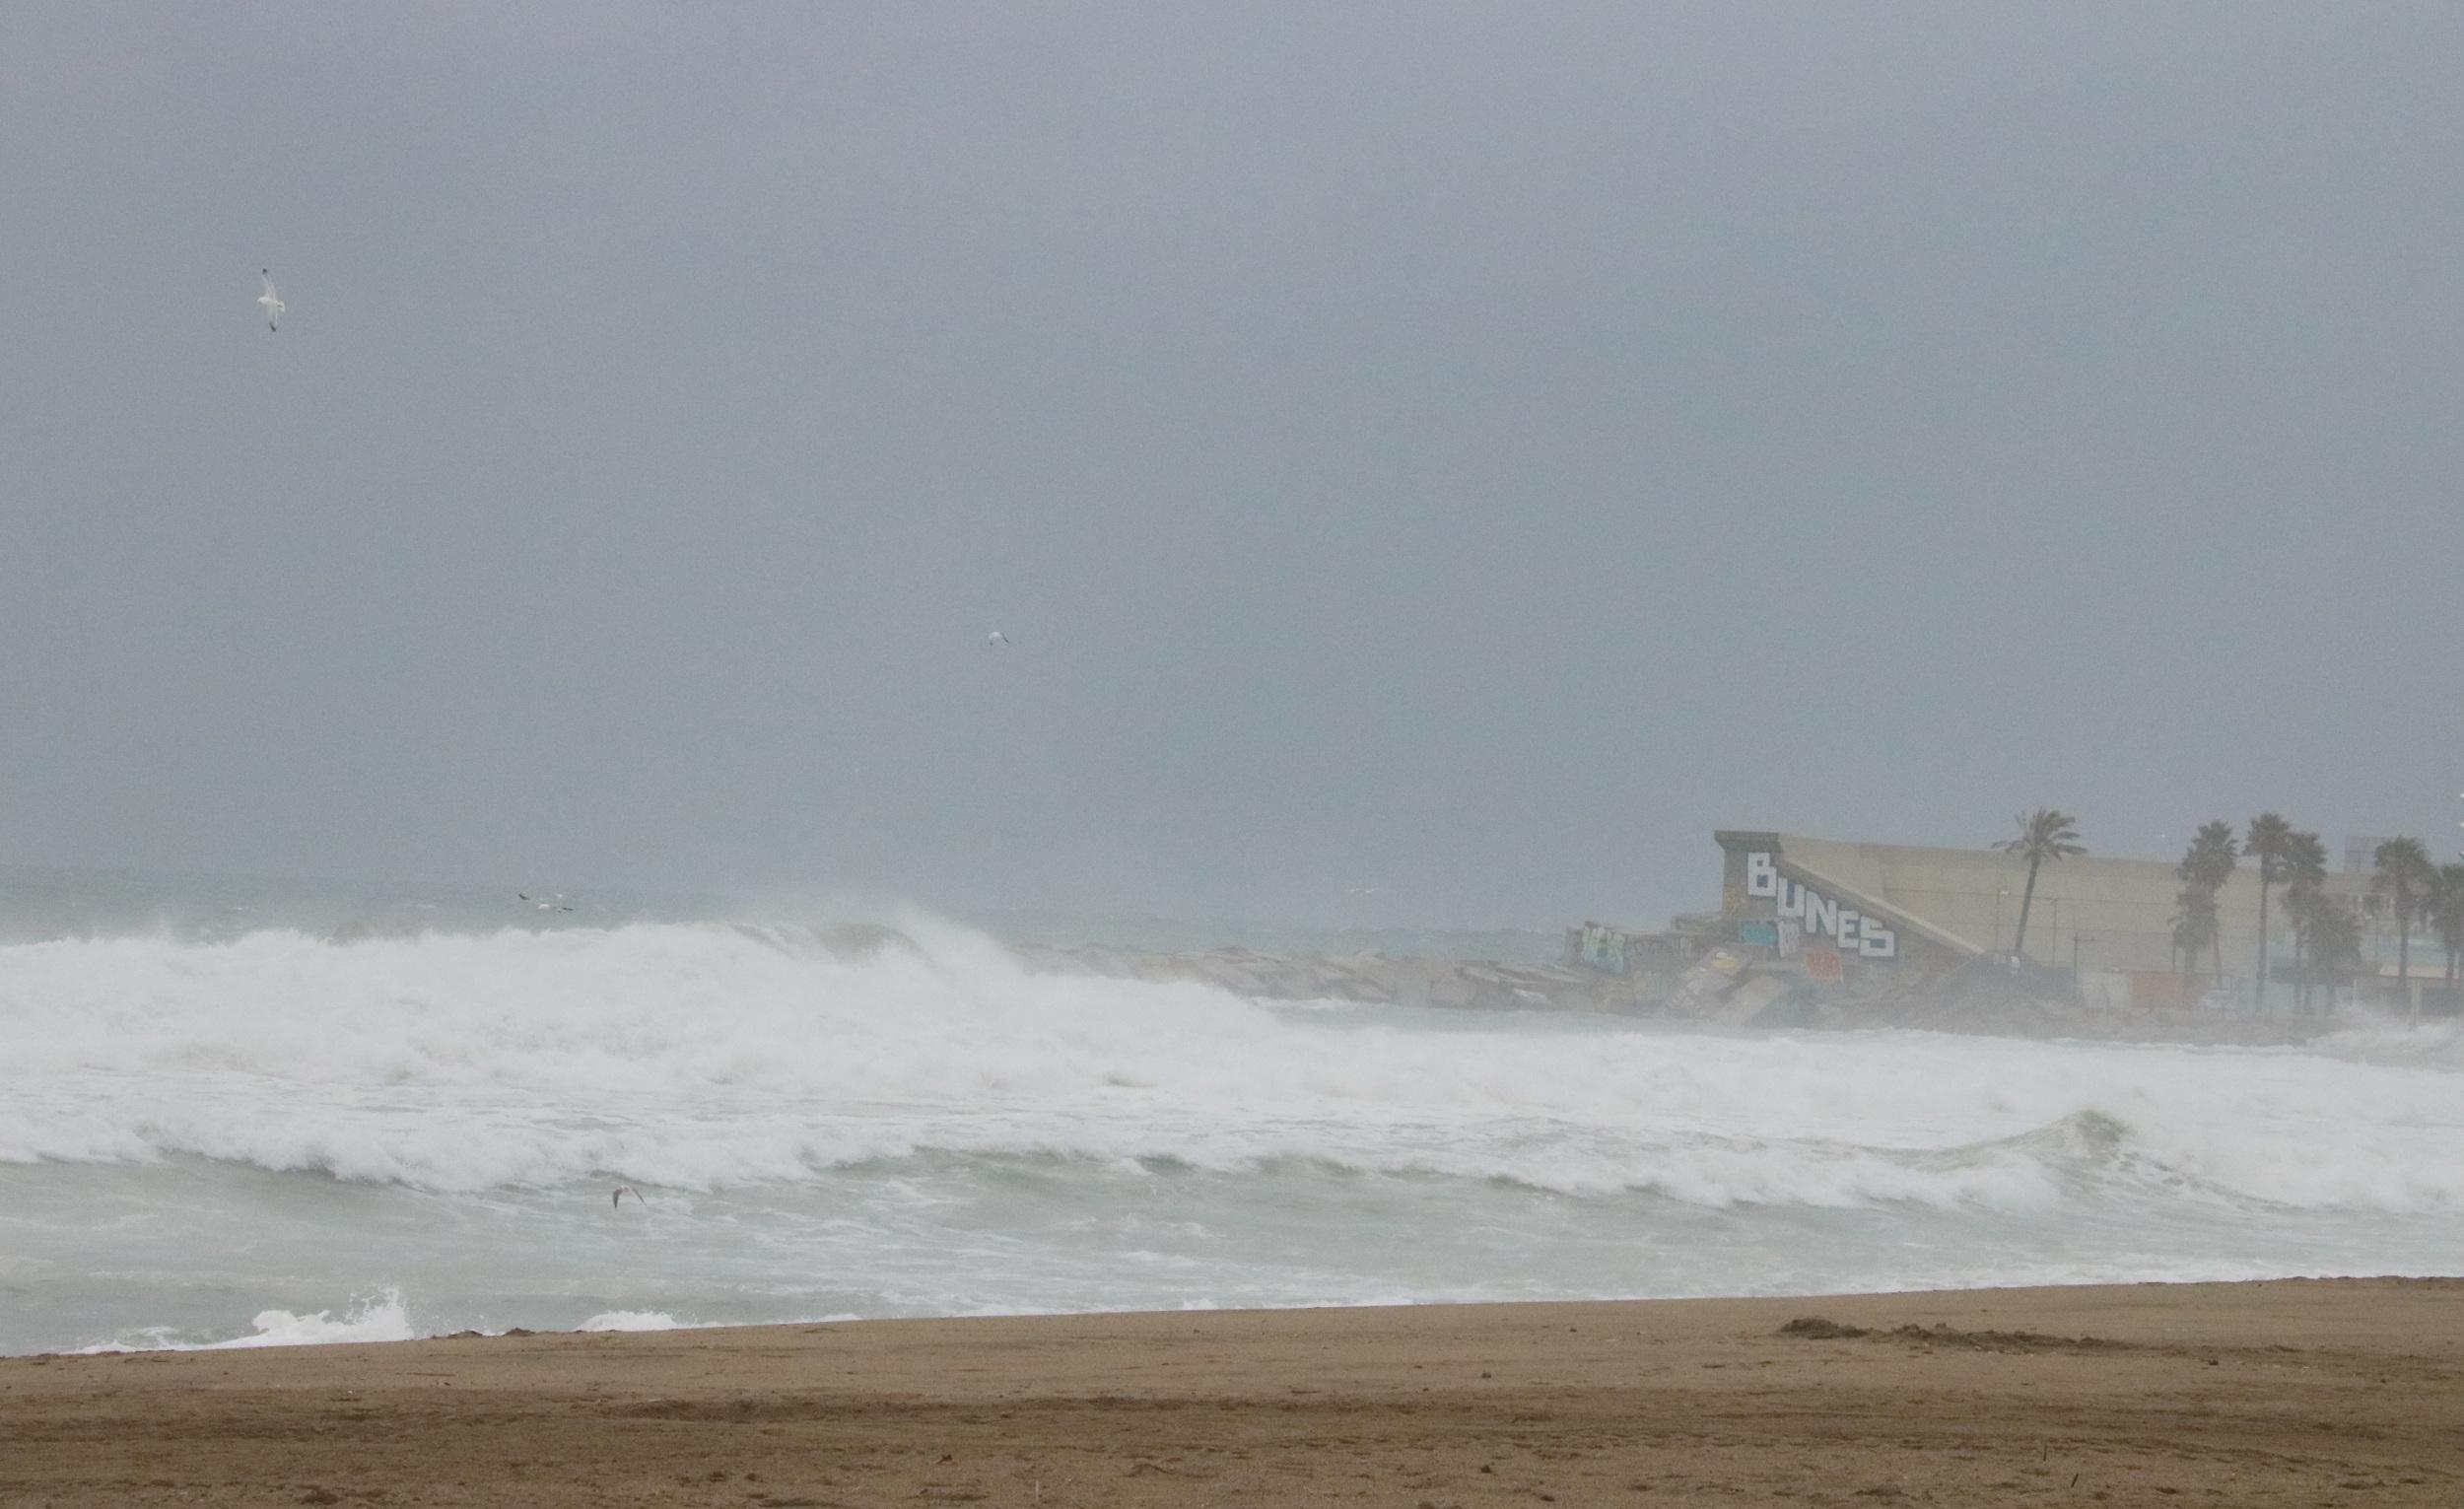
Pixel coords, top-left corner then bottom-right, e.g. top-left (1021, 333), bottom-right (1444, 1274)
top-left (1742, 852), bottom-right (1898, 959)
top-left (1574, 922), bottom-right (1631, 976)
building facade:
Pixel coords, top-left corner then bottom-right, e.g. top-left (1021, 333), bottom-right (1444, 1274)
top-left (1708, 830), bottom-right (2450, 1011)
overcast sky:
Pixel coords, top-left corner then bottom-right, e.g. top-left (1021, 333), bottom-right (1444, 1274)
top-left (3, 3), bottom-right (2460, 929)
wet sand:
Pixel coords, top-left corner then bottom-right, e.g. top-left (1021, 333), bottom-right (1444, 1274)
top-left (3, 1278), bottom-right (2458, 1506)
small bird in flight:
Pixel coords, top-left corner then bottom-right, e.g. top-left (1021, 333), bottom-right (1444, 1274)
top-left (517, 893), bottom-right (575, 913)
top-left (987, 631), bottom-right (1011, 647)
top-left (612, 1186), bottom-right (645, 1208)
top-left (256, 270), bottom-right (284, 332)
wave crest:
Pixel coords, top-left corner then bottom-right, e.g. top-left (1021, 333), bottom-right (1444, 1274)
top-left (5, 920), bottom-right (2460, 1214)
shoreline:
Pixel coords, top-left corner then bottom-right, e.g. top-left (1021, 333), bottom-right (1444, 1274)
top-left (6, 1278), bottom-right (2459, 1506)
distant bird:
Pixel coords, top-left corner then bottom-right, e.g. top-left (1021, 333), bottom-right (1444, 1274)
top-left (612, 1186), bottom-right (644, 1208)
top-left (987, 631), bottom-right (1011, 647)
top-left (256, 270), bottom-right (284, 332)
top-left (517, 893), bottom-right (575, 913)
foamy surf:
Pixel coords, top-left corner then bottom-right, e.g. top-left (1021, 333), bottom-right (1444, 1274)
top-left (5, 915), bottom-right (2461, 1354)
top-left (74, 1289), bottom-right (418, 1353)
top-left (578, 1309), bottom-right (692, 1333)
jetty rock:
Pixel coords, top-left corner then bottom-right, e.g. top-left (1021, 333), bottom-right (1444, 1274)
top-left (1009, 942), bottom-right (1637, 1013)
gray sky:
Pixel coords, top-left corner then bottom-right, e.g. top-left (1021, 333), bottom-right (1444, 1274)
top-left (3, 3), bottom-right (2460, 929)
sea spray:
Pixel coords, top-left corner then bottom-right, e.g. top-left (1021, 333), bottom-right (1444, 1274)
top-left (73, 1288), bottom-right (417, 1353)
top-left (4, 917), bottom-right (2460, 1353)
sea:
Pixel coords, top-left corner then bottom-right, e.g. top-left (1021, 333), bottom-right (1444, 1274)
top-left (4, 864), bottom-right (2460, 1356)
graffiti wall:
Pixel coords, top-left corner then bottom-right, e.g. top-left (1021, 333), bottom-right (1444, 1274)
top-left (1574, 922), bottom-right (1631, 975)
top-left (1742, 852), bottom-right (1898, 959)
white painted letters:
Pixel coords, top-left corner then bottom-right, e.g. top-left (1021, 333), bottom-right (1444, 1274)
top-left (1740, 853), bottom-right (1898, 960)
top-left (1803, 889), bottom-right (1837, 940)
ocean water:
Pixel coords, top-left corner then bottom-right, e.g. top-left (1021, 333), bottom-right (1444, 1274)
top-left (3, 869), bottom-right (2460, 1355)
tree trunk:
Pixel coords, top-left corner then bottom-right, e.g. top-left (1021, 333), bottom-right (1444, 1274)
top-left (2011, 857), bottom-right (2042, 960)
top-left (2255, 880), bottom-right (2271, 1009)
top-left (2398, 916), bottom-right (2414, 1022)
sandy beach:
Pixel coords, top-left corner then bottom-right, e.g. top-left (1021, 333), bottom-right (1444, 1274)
top-left (3, 1278), bottom-right (2458, 1507)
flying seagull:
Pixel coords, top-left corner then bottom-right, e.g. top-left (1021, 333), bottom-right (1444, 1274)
top-left (256, 270), bottom-right (284, 332)
top-left (987, 631), bottom-right (1010, 647)
top-left (517, 893), bottom-right (575, 913)
top-left (612, 1186), bottom-right (645, 1208)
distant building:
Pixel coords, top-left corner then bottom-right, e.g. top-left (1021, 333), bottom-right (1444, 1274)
top-left (1706, 830), bottom-right (2450, 1013)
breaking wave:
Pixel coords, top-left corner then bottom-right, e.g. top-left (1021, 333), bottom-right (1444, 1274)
top-left (4, 919), bottom-right (2461, 1215)
top-left (77, 1288), bottom-right (417, 1353)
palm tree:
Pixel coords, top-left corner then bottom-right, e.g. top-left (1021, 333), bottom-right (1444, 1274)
top-left (2282, 832), bottom-right (2327, 1012)
top-left (2306, 895), bottom-right (2365, 1009)
top-left (2284, 888), bottom-right (2326, 1013)
top-left (1995, 809), bottom-right (2085, 961)
top-left (2373, 837), bottom-right (2434, 1017)
top-left (2171, 884), bottom-right (2218, 980)
top-left (2244, 813), bottom-right (2293, 1005)
top-left (2434, 862), bottom-right (2464, 989)
top-left (2175, 821), bottom-right (2237, 986)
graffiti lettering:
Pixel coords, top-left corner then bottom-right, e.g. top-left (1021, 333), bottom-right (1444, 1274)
top-left (1743, 852), bottom-right (1897, 959)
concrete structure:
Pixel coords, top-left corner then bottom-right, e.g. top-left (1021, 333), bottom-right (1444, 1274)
top-left (1710, 830), bottom-right (2451, 1011)
top-left (1017, 940), bottom-right (1641, 1013)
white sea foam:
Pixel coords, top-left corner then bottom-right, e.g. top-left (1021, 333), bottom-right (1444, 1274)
top-left (578, 1309), bottom-right (686, 1332)
top-left (76, 1289), bottom-right (416, 1352)
top-left (211, 1291), bottom-right (420, 1348)
top-left (13, 910), bottom-right (2455, 1358)
top-left (3, 918), bottom-right (2460, 1216)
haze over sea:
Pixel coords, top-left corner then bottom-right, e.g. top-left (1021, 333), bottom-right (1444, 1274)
top-left (3, 866), bottom-right (2459, 1357)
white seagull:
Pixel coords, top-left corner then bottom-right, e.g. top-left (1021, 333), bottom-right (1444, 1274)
top-left (987, 631), bottom-right (1011, 647)
top-left (256, 270), bottom-right (285, 332)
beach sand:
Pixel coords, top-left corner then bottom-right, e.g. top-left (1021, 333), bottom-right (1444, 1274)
top-left (3, 1278), bottom-right (2457, 1506)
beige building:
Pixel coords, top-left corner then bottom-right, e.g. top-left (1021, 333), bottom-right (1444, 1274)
top-left (1713, 829), bottom-right (2394, 982)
